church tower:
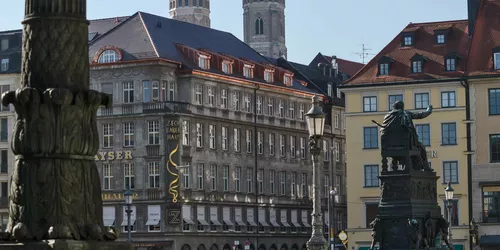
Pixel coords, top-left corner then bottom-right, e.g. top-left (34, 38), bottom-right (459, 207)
top-left (169, 0), bottom-right (211, 28)
top-left (243, 0), bottom-right (287, 59)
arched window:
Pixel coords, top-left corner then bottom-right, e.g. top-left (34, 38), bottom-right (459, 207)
top-left (98, 50), bottom-right (119, 64)
top-left (197, 244), bottom-right (206, 250)
top-left (223, 244), bottom-right (232, 250)
top-left (255, 17), bottom-right (264, 35)
top-left (182, 245), bottom-right (192, 250)
top-left (210, 244), bottom-right (218, 250)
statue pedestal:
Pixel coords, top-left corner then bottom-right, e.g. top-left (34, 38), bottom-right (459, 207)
top-left (376, 170), bottom-right (445, 249)
top-left (0, 240), bottom-right (133, 250)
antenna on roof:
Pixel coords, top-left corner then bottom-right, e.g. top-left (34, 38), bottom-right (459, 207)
top-left (352, 44), bottom-right (375, 64)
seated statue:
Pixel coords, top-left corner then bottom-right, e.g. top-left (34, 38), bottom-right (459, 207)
top-left (373, 101), bottom-right (433, 171)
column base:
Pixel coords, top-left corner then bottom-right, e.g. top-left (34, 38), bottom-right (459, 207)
top-left (0, 240), bottom-right (133, 250)
top-left (306, 236), bottom-right (326, 250)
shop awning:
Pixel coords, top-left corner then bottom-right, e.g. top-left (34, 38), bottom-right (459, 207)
top-left (145, 219), bottom-right (160, 226)
top-left (121, 218), bottom-right (136, 226)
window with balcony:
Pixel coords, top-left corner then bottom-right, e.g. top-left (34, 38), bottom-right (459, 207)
top-left (363, 96), bottom-right (377, 112)
top-left (148, 120), bottom-right (160, 145)
top-left (102, 123), bottom-right (114, 148)
top-left (270, 170), bottom-right (275, 194)
top-left (223, 165), bottom-right (229, 191)
top-left (441, 123), bottom-right (457, 145)
top-left (182, 121), bottom-right (190, 146)
top-left (124, 163), bottom-right (135, 189)
top-left (103, 163), bottom-right (112, 190)
top-left (489, 88), bottom-right (500, 115)
top-left (235, 166), bottom-right (241, 192)
top-left (221, 126), bottom-right (228, 151)
top-left (234, 128), bottom-right (241, 152)
top-left (168, 81), bottom-right (176, 101)
top-left (122, 82), bottom-right (134, 103)
top-left (196, 123), bottom-right (203, 148)
top-left (209, 124), bottom-right (216, 149)
top-left (269, 133), bottom-right (275, 156)
top-left (197, 163), bottom-right (204, 190)
top-left (123, 122), bottom-right (134, 147)
top-left (210, 164), bottom-right (217, 191)
top-left (482, 186), bottom-right (500, 223)
top-left (148, 162), bottom-right (160, 188)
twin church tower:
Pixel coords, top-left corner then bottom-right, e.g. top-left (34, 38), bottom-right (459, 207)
top-left (169, 0), bottom-right (288, 59)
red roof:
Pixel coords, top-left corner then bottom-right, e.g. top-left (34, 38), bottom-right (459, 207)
top-left (345, 20), bottom-right (471, 85)
top-left (322, 55), bottom-right (364, 77)
top-left (466, 0), bottom-right (500, 76)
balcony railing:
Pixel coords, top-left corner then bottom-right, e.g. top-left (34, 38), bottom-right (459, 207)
top-left (147, 189), bottom-right (163, 200)
top-left (146, 145), bottom-right (160, 157)
top-left (97, 102), bottom-right (191, 117)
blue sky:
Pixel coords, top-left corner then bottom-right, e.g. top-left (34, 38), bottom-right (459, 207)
top-left (0, 0), bottom-right (468, 65)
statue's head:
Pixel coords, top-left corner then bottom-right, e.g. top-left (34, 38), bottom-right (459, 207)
top-left (392, 100), bottom-right (405, 110)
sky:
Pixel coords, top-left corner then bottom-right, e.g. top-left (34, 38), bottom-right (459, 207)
top-left (0, 0), bottom-right (468, 65)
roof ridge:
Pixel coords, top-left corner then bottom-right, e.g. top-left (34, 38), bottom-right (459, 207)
top-left (90, 16), bottom-right (131, 22)
top-left (0, 29), bottom-right (22, 34)
top-left (138, 12), bottom-right (160, 58)
top-left (407, 19), bottom-right (468, 26)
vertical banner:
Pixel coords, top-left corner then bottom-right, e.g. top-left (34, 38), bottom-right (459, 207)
top-left (165, 117), bottom-right (181, 205)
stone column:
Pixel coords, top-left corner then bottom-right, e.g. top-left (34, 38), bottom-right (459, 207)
top-left (0, 0), bottom-right (117, 242)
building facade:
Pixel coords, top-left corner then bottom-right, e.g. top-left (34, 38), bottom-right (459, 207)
top-left (243, 0), bottom-right (287, 59)
top-left (169, 0), bottom-right (211, 28)
top-left (341, 20), bottom-right (472, 250)
top-left (467, 0), bottom-right (500, 249)
top-left (0, 30), bottom-right (21, 231)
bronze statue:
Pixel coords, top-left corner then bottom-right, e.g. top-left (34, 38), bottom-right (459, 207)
top-left (435, 216), bottom-right (452, 249)
top-left (407, 219), bottom-right (421, 249)
top-left (369, 217), bottom-right (383, 250)
top-left (373, 101), bottom-right (433, 172)
top-left (423, 211), bottom-right (434, 247)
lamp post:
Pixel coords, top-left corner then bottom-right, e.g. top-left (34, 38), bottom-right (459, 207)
top-left (328, 188), bottom-right (338, 250)
top-left (305, 94), bottom-right (327, 250)
top-left (445, 182), bottom-right (455, 249)
top-left (124, 189), bottom-right (133, 243)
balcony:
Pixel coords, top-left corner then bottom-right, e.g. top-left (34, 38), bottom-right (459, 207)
top-left (143, 101), bottom-right (191, 114)
top-left (147, 189), bottom-right (163, 200)
top-left (146, 145), bottom-right (160, 157)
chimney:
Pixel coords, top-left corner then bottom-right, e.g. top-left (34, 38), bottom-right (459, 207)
top-left (468, 0), bottom-right (480, 36)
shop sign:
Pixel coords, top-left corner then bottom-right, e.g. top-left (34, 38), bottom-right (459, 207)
top-left (94, 150), bottom-right (133, 161)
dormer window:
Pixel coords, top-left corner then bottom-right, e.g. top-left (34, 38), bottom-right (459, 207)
top-left (404, 36), bottom-right (413, 46)
top-left (243, 64), bottom-right (254, 79)
top-left (283, 73), bottom-right (293, 86)
top-left (222, 60), bottom-right (233, 74)
top-left (444, 53), bottom-right (461, 72)
top-left (437, 34), bottom-right (445, 44)
top-left (98, 50), bottom-right (119, 64)
top-left (0, 39), bottom-right (8, 51)
top-left (377, 56), bottom-right (394, 76)
top-left (493, 47), bottom-right (500, 70)
top-left (264, 69), bottom-right (274, 83)
top-left (198, 54), bottom-right (210, 70)
top-left (327, 84), bottom-right (333, 97)
top-left (434, 28), bottom-right (450, 45)
top-left (410, 54), bottom-right (427, 74)
top-left (0, 59), bottom-right (8, 72)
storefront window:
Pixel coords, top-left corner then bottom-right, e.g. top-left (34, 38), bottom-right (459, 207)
top-left (483, 186), bottom-right (500, 223)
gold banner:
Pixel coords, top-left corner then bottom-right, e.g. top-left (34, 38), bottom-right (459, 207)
top-left (102, 192), bottom-right (139, 201)
top-left (94, 151), bottom-right (133, 161)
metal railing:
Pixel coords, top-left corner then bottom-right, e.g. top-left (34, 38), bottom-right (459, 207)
top-left (97, 101), bottom-right (191, 117)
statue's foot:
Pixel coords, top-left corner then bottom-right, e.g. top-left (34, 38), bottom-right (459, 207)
top-left (48, 225), bottom-right (73, 239)
top-left (84, 224), bottom-right (103, 241)
top-left (103, 226), bottom-right (119, 241)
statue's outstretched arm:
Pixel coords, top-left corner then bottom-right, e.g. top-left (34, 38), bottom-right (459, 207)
top-left (410, 105), bottom-right (433, 119)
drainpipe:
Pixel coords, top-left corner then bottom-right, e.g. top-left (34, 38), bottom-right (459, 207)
top-left (461, 78), bottom-right (473, 250)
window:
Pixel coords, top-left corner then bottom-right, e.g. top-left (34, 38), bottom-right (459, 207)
top-left (445, 58), bottom-right (456, 71)
top-left (221, 89), bottom-right (228, 109)
top-left (300, 138), bottom-right (306, 159)
top-left (103, 164), bottom-right (112, 190)
top-left (268, 98), bottom-right (274, 116)
top-left (494, 53), bottom-right (500, 70)
top-left (198, 54), bottom-right (209, 69)
top-left (147, 205), bottom-right (161, 232)
top-left (195, 85), bottom-right (203, 105)
top-left (328, 84), bottom-right (333, 97)
top-left (323, 140), bottom-right (329, 162)
top-left (223, 166), bottom-right (229, 191)
top-left (196, 123), bottom-right (203, 148)
top-left (234, 128), bottom-right (241, 152)
top-left (209, 125), bottom-right (215, 149)
top-left (335, 142), bottom-right (340, 162)
top-left (255, 17), bottom-right (264, 35)
top-left (403, 36), bottom-right (412, 46)
top-left (441, 123), bottom-right (457, 145)
top-left (412, 60), bottom-right (423, 73)
top-left (365, 203), bottom-right (379, 227)
top-left (257, 132), bottom-right (264, 154)
top-left (247, 168), bottom-right (253, 193)
top-left (258, 169), bottom-right (264, 194)
top-left (291, 172), bottom-right (297, 196)
top-left (364, 165), bottom-right (379, 187)
top-left (98, 50), bottom-right (119, 63)
top-left (441, 91), bottom-right (456, 108)
top-left (207, 86), bottom-right (215, 107)
top-left (301, 173), bottom-right (307, 197)
top-left (222, 61), bottom-right (232, 74)
top-left (0, 39), bottom-right (8, 51)
top-left (197, 163), bottom-right (204, 190)
top-left (182, 121), bottom-right (190, 146)
top-left (221, 126), bottom-right (228, 151)
top-left (0, 59), bottom-right (9, 72)
top-left (270, 170), bottom-right (275, 194)
top-left (123, 122), bottom-right (134, 147)
top-left (182, 166), bottom-right (190, 189)
top-left (299, 103), bottom-right (305, 120)
top-left (416, 124), bottom-right (431, 146)
top-left (102, 124), bottom-right (113, 148)
top-left (279, 172), bottom-right (286, 195)
top-left (233, 91), bottom-right (240, 110)
top-left (363, 127), bottom-right (378, 149)
top-left (289, 102), bottom-right (295, 119)
top-left (482, 186), bottom-right (500, 223)
top-left (148, 120), bottom-right (160, 145)
top-left (243, 65), bottom-right (253, 79)
top-left (269, 133), bottom-right (275, 156)
top-left (168, 81), bottom-right (176, 101)
top-left (489, 88), bottom-right (500, 115)
top-left (0, 118), bottom-right (7, 141)
top-left (278, 100), bottom-right (285, 118)
top-left (323, 175), bottom-right (329, 198)
top-left (264, 70), bottom-right (274, 83)
top-left (244, 94), bottom-right (252, 112)
top-left (151, 81), bottom-right (159, 101)
top-left (491, 134), bottom-right (500, 163)
top-left (388, 94), bottom-right (403, 110)
top-left (363, 96), bottom-right (377, 112)
top-left (437, 34), bottom-right (445, 44)
top-left (279, 134), bottom-right (286, 157)
top-left (443, 200), bottom-right (459, 226)
top-left (256, 96), bottom-right (263, 115)
top-left (246, 130), bottom-right (253, 153)
top-left (283, 75), bottom-right (293, 86)
top-left (290, 136), bottom-right (296, 158)
top-left (334, 114), bottom-right (339, 128)
top-left (148, 162), bottom-right (160, 188)
top-left (443, 161), bottom-right (458, 184)
top-left (235, 167), bottom-right (241, 192)
top-left (123, 82), bottom-right (134, 103)
top-left (415, 93), bottom-right (429, 109)
top-left (379, 63), bottom-right (389, 75)
top-left (124, 163), bottom-right (135, 189)
top-left (0, 85), bottom-right (9, 111)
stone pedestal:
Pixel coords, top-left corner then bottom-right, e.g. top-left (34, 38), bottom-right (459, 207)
top-left (0, 240), bottom-right (133, 250)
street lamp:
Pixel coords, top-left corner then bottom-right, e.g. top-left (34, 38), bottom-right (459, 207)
top-left (124, 189), bottom-right (133, 243)
top-left (445, 182), bottom-right (455, 249)
top-left (305, 94), bottom-right (327, 250)
top-left (328, 188), bottom-right (338, 250)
